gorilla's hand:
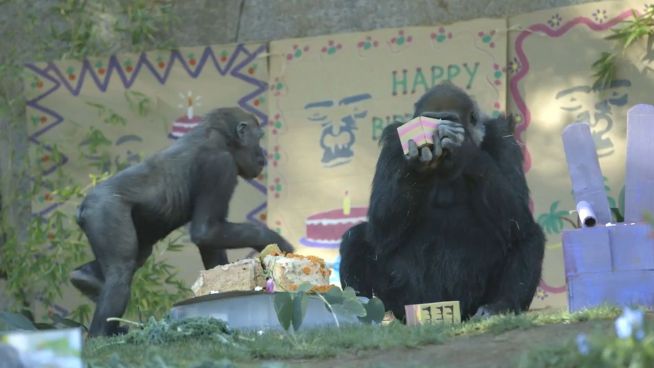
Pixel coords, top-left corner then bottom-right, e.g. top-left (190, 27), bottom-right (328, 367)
top-left (405, 120), bottom-right (465, 172)
top-left (273, 233), bottom-right (295, 253)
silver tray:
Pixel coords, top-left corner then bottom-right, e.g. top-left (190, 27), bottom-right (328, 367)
top-left (170, 291), bottom-right (363, 331)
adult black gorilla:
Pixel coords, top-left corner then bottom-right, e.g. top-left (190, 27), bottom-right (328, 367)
top-left (339, 82), bottom-right (545, 321)
top-left (71, 107), bottom-right (294, 337)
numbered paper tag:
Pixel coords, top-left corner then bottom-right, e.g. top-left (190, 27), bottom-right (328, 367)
top-left (404, 300), bottom-right (461, 326)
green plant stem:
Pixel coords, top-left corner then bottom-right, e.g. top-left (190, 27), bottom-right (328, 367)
top-left (315, 293), bottom-right (341, 329)
top-left (106, 317), bottom-right (144, 328)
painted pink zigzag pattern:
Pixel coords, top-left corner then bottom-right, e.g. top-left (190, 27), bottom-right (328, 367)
top-left (510, 9), bottom-right (634, 174)
top-left (509, 9), bottom-right (635, 294)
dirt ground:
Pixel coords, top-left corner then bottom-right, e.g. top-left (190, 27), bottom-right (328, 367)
top-left (255, 320), bottom-right (609, 368)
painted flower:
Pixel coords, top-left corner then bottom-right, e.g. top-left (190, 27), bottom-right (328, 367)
top-left (592, 9), bottom-right (608, 23)
top-left (548, 13), bottom-right (563, 28)
top-left (507, 57), bottom-right (521, 74)
top-left (614, 307), bottom-right (645, 340)
top-left (576, 333), bottom-right (590, 355)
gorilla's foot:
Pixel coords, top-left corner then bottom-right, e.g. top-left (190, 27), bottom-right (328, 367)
top-left (70, 268), bottom-right (102, 302)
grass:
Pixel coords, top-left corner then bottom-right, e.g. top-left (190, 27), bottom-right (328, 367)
top-left (83, 306), bottom-right (624, 367)
top-left (518, 317), bottom-right (654, 368)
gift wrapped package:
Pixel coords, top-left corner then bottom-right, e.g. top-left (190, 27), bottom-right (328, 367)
top-left (397, 116), bottom-right (441, 155)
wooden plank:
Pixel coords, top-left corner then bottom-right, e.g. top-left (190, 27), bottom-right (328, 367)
top-left (561, 122), bottom-right (612, 224)
top-left (562, 227), bottom-right (612, 276)
top-left (624, 104), bottom-right (654, 222)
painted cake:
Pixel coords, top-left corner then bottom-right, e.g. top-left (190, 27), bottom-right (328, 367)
top-left (169, 114), bottom-right (203, 139)
top-left (301, 207), bottom-right (368, 248)
top-left (170, 91), bottom-right (204, 139)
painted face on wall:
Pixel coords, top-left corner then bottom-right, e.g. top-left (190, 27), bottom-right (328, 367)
top-left (304, 93), bottom-right (372, 168)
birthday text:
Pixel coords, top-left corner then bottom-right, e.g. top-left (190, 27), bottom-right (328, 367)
top-left (391, 62), bottom-right (480, 96)
top-left (371, 112), bottom-right (413, 141)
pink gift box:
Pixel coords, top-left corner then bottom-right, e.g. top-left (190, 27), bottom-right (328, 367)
top-left (397, 116), bottom-right (441, 155)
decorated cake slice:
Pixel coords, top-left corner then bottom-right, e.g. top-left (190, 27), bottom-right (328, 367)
top-left (190, 244), bottom-right (333, 297)
top-left (262, 252), bottom-right (332, 293)
top-left (191, 258), bottom-right (266, 295)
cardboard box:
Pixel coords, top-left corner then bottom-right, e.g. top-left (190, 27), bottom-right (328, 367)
top-left (567, 271), bottom-right (654, 312)
top-left (397, 116), bottom-right (441, 155)
top-left (405, 300), bottom-right (461, 326)
top-left (561, 226), bottom-right (612, 276)
top-left (561, 104), bottom-right (654, 312)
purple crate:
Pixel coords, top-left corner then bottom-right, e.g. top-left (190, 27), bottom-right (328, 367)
top-left (567, 271), bottom-right (654, 312)
top-left (608, 223), bottom-right (654, 271)
top-left (562, 227), bottom-right (612, 276)
top-left (561, 123), bottom-right (612, 224)
top-left (624, 104), bottom-right (654, 222)
top-left (561, 105), bottom-right (654, 312)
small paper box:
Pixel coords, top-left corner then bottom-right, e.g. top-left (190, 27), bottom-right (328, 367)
top-left (397, 116), bottom-right (441, 155)
top-left (561, 227), bottom-right (612, 276)
top-left (404, 300), bottom-right (461, 326)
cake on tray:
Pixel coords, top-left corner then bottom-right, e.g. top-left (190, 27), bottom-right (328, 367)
top-left (190, 244), bottom-right (333, 297)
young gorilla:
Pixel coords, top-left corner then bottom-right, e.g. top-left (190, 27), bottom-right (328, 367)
top-left (71, 107), bottom-right (294, 337)
top-left (340, 82), bottom-right (545, 321)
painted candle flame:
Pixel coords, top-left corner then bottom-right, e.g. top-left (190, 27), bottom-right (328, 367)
top-left (343, 190), bottom-right (351, 215)
top-left (177, 90), bottom-right (203, 120)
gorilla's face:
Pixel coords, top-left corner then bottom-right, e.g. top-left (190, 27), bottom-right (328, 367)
top-left (234, 114), bottom-right (266, 180)
top-left (413, 82), bottom-right (484, 147)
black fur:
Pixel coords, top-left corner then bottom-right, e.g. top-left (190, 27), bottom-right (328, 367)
top-left (339, 83), bottom-right (545, 321)
top-left (71, 107), bottom-right (294, 337)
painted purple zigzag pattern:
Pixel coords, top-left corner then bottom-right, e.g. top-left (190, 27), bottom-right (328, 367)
top-left (25, 44), bottom-right (269, 224)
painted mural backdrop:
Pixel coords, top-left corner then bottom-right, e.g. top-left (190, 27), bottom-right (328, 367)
top-left (23, 43), bottom-right (269, 312)
top-left (267, 18), bottom-right (508, 284)
top-left (508, 0), bottom-right (653, 309)
top-left (20, 0), bottom-right (654, 315)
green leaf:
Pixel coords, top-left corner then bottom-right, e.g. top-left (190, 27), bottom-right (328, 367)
top-left (333, 297), bottom-right (367, 318)
top-left (322, 286), bottom-right (345, 305)
top-left (273, 292), bottom-right (293, 331)
top-left (342, 286), bottom-right (357, 300)
top-left (291, 292), bottom-right (308, 331)
top-left (34, 322), bottom-right (56, 330)
top-left (611, 207), bottom-right (625, 223)
top-left (643, 212), bottom-right (654, 226)
top-left (50, 313), bottom-right (88, 332)
top-left (0, 311), bottom-right (38, 331)
top-left (358, 297), bottom-right (386, 324)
